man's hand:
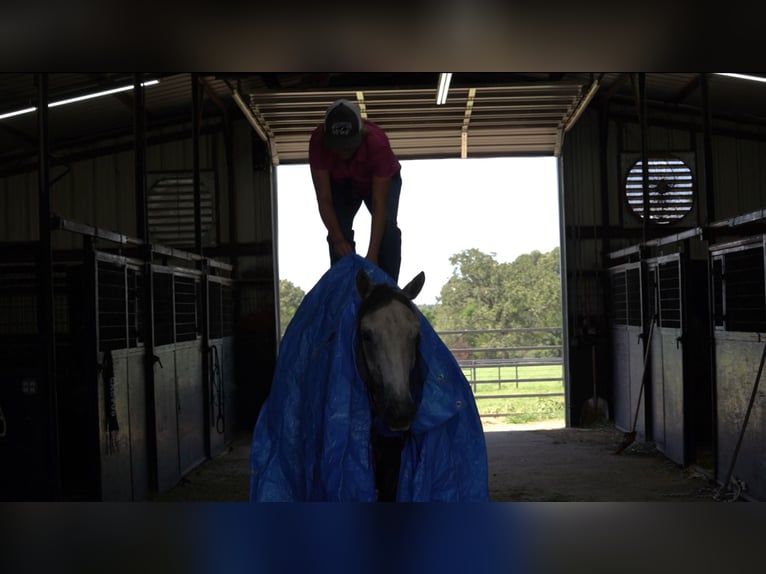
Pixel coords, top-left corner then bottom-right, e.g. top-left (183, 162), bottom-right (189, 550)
top-left (331, 237), bottom-right (355, 258)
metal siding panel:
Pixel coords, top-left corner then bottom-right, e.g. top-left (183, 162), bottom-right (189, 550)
top-left (94, 155), bottom-right (116, 232)
top-left (114, 151), bottom-right (137, 237)
top-left (661, 331), bottom-right (685, 465)
top-left (716, 336), bottom-right (766, 500)
top-left (4, 173), bottom-right (36, 241)
top-left (154, 347), bottom-right (180, 493)
top-left (127, 351), bottom-right (149, 501)
top-left (175, 342), bottom-right (206, 475)
top-left (233, 120), bottom-right (256, 243)
top-left (713, 136), bottom-right (741, 219)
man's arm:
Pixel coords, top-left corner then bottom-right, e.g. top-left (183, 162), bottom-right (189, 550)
top-left (311, 168), bottom-right (353, 257)
top-left (366, 175), bottom-right (391, 264)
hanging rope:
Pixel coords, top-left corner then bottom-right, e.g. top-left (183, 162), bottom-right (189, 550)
top-left (101, 350), bottom-right (119, 455)
top-left (209, 345), bottom-right (225, 434)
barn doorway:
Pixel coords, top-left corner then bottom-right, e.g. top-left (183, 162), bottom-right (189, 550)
top-left (275, 156), bottom-right (564, 428)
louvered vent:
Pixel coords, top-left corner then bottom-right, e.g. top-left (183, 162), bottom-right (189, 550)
top-left (625, 157), bottom-right (694, 224)
top-left (147, 175), bottom-right (214, 247)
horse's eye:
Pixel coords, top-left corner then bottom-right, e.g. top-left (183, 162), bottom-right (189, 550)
top-left (361, 329), bottom-right (373, 342)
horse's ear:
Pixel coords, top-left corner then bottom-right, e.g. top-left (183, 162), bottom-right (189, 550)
top-left (356, 269), bottom-right (373, 298)
top-left (401, 271), bottom-right (425, 300)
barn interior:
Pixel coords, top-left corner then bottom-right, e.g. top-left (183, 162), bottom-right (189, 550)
top-left (1, 72), bottom-right (766, 501)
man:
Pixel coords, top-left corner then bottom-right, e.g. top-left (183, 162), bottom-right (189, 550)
top-left (308, 98), bottom-right (402, 282)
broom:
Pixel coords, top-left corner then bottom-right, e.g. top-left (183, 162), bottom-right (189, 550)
top-left (614, 317), bottom-right (656, 455)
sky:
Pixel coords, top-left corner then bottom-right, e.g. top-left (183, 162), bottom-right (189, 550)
top-left (276, 156), bottom-right (560, 305)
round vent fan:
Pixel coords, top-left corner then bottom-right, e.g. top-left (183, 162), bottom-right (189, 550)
top-left (625, 156), bottom-right (694, 224)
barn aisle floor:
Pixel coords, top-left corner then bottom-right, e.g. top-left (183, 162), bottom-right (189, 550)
top-left (153, 422), bottom-right (718, 502)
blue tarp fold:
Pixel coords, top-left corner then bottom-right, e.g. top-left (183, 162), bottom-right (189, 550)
top-left (250, 254), bottom-right (489, 501)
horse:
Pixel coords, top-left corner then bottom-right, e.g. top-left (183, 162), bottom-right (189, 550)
top-left (355, 268), bottom-right (425, 501)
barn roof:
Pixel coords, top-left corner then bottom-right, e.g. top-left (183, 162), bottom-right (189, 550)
top-left (1, 73), bottom-right (765, 168)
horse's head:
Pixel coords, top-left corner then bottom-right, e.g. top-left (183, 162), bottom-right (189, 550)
top-left (356, 269), bottom-right (425, 432)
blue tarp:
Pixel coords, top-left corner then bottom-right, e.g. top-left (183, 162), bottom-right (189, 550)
top-left (249, 254), bottom-right (489, 501)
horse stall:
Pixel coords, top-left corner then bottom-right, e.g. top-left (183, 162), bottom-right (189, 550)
top-left (0, 231), bottom-right (237, 501)
top-left (709, 235), bottom-right (766, 500)
top-left (608, 260), bottom-right (647, 440)
top-left (608, 238), bottom-right (713, 466)
top-left (0, 249), bottom-right (86, 500)
top-left (644, 250), bottom-right (712, 467)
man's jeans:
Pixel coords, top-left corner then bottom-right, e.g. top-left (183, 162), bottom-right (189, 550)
top-left (327, 172), bottom-right (402, 282)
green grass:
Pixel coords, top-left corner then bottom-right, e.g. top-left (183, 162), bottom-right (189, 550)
top-left (461, 364), bottom-right (565, 424)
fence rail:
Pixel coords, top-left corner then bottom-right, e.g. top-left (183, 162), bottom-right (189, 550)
top-left (438, 327), bottom-right (564, 421)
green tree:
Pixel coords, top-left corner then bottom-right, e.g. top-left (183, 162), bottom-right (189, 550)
top-left (432, 247), bottom-right (562, 357)
top-left (278, 279), bottom-right (306, 338)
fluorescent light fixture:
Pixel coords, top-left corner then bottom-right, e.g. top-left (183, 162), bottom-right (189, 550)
top-left (0, 79), bottom-right (160, 120)
top-left (49, 79), bottom-right (159, 108)
top-left (0, 106), bottom-right (37, 120)
top-left (715, 73), bottom-right (766, 84)
top-left (436, 73), bottom-right (452, 105)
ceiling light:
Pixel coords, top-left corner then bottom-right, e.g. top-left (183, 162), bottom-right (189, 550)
top-left (715, 73), bottom-right (766, 84)
top-left (0, 79), bottom-right (160, 120)
top-left (0, 106), bottom-right (37, 120)
top-left (436, 73), bottom-right (452, 105)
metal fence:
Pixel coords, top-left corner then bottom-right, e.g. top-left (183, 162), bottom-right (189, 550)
top-left (437, 327), bottom-right (564, 420)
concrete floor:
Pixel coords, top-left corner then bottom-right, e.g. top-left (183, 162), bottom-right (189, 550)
top-left (154, 420), bottom-right (719, 502)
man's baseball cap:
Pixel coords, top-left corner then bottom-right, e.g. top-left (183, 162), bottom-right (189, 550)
top-left (323, 99), bottom-right (363, 151)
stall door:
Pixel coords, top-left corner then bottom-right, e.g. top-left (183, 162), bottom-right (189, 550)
top-left (648, 256), bottom-right (686, 465)
top-left (610, 264), bottom-right (646, 437)
top-left (712, 241), bottom-right (766, 500)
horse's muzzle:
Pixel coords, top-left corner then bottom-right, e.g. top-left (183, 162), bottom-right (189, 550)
top-left (383, 401), bottom-right (417, 432)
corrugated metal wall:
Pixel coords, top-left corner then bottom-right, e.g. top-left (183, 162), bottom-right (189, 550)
top-left (563, 105), bottom-right (766, 323)
top-left (563, 102), bottom-right (766, 494)
top-left (0, 127), bottom-right (229, 247)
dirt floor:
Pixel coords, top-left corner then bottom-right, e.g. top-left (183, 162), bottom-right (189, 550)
top-left (154, 420), bottom-right (719, 502)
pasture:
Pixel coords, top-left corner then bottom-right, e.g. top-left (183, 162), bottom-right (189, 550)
top-left (461, 363), bottom-right (565, 424)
